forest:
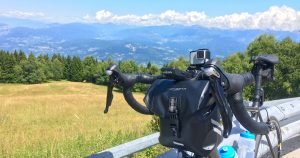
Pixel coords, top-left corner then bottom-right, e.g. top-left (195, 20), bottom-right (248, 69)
top-left (0, 34), bottom-right (299, 100)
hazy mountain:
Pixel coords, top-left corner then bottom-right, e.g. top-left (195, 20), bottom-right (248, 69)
top-left (0, 18), bottom-right (299, 65)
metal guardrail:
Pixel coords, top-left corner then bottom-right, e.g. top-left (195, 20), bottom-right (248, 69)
top-left (88, 133), bottom-right (159, 158)
top-left (88, 97), bottom-right (300, 158)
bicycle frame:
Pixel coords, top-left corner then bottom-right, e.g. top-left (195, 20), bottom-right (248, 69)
top-left (251, 64), bottom-right (281, 158)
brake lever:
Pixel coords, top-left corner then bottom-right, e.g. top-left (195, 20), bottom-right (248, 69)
top-left (104, 78), bottom-right (114, 113)
top-left (104, 67), bottom-right (119, 114)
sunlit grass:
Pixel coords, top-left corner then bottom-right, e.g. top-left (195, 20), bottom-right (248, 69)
top-left (0, 81), bottom-right (160, 157)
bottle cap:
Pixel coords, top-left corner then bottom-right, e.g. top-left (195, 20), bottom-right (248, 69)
top-left (219, 146), bottom-right (236, 158)
top-left (240, 130), bottom-right (255, 139)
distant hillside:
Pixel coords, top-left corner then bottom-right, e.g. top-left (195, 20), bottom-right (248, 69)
top-left (0, 18), bottom-right (299, 65)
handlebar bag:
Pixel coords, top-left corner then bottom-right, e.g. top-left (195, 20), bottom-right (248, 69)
top-left (144, 79), bottom-right (223, 156)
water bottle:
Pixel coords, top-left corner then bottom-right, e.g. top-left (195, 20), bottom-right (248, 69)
top-left (237, 131), bottom-right (255, 158)
top-left (219, 146), bottom-right (238, 158)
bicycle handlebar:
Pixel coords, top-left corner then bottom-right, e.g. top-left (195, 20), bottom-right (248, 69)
top-left (123, 87), bottom-right (153, 114)
top-left (105, 64), bottom-right (270, 135)
top-left (225, 72), bottom-right (270, 135)
top-left (228, 92), bottom-right (269, 135)
top-left (106, 65), bottom-right (159, 114)
top-left (225, 72), bottom-right (255, 94)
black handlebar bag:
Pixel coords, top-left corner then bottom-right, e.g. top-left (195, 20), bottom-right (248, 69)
top-left (144, 79), bottom-right (223, 156)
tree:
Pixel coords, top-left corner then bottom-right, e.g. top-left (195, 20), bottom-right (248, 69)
top-left (51, 58), bottom-right (64, 80)
top-left (95, 58), bottom-right (115, 85)
top-left (83, 56), bottom-right (98, 82)
top-left (18, 51), bottom-right (27, 61)
top-left (18, 53), bottom-right (47, 84)
top-left (164, 56), bottom-right (189, 70)
top-left (51, 53), bottom-right (64, 62)
top-left (13, 50), bottom-right (27, 63)
top-left (247, 35), bottom-right (278, 57)
top-left (274, 37), bottom-right (300, 98)
top-left (37, 54), bottom-right (53, 80)
top-left (12, 65), bottom-right (23, 83)
top-left (222, 52), bottom-right (251, 74)
top-left (119, 60), bottom-right (138, 73)
top-left (64, 56), bottom-right (72, 80)
top-left (147, 62), bottom-right (152, 69)
top-left (69, 56), bottom-right (83, 82)
top-left (148, 64), bottom-right (160, 75)
top-left (0, 52), bottom-right (16, 82)
top-left (224, 34), bottom-right (300, 100)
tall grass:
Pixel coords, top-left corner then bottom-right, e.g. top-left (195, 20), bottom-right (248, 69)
top-left (0, 81), bottom-right (166, 157)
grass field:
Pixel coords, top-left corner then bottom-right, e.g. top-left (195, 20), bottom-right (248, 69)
top-left (0, 81), bottom-right (166, 157)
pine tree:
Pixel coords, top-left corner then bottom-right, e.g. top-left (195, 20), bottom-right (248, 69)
top-left (64, 56), bottom-right (72, 80)
top-left (51, 58), bottom-right (64, 80)
top-left (83, 56), bottom-right (97, 82)
top-left (70, 56), bottom-right (83, 82)
top-left (0, 52), bottom-right (16, 82)
top-left (18, 50), bottom-right (27, 61)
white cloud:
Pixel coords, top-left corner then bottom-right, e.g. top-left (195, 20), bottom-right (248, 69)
top-left (1, 6), bottom-right (299, 31)
top-left (85, 6), bottom-right (300, 31)
top-left (0, 10), bottom-right (45, 19)
top-left (95, 10), bottom-right (113, 21)
top-left (207, 6), bottom-right (300, 31)
top-left (0, 10), bottom-right (76, 23)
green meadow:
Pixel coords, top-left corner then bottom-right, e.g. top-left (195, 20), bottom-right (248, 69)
top-left (0, 81), bottom-right (166, 158)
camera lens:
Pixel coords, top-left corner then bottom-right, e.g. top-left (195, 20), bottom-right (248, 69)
top-left (197, 51), bottom-right (205, 58)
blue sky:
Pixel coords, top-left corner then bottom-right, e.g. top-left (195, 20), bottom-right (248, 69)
top-left (0, 0), bottom-right (299, 31)
top-left (0, 0), bottom-right (299, 18)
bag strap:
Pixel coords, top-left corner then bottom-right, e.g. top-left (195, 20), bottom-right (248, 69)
top-left (169, 97), bottom-right (181, 137)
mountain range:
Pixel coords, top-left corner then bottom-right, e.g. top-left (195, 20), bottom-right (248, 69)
top-left (0, 18), bottom-right (299, 65)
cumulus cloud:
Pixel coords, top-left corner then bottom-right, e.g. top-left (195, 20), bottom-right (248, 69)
top-left (85, 6), bottom-right (300, 31)
top-left (95, 10), bottom-right (113, 21)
